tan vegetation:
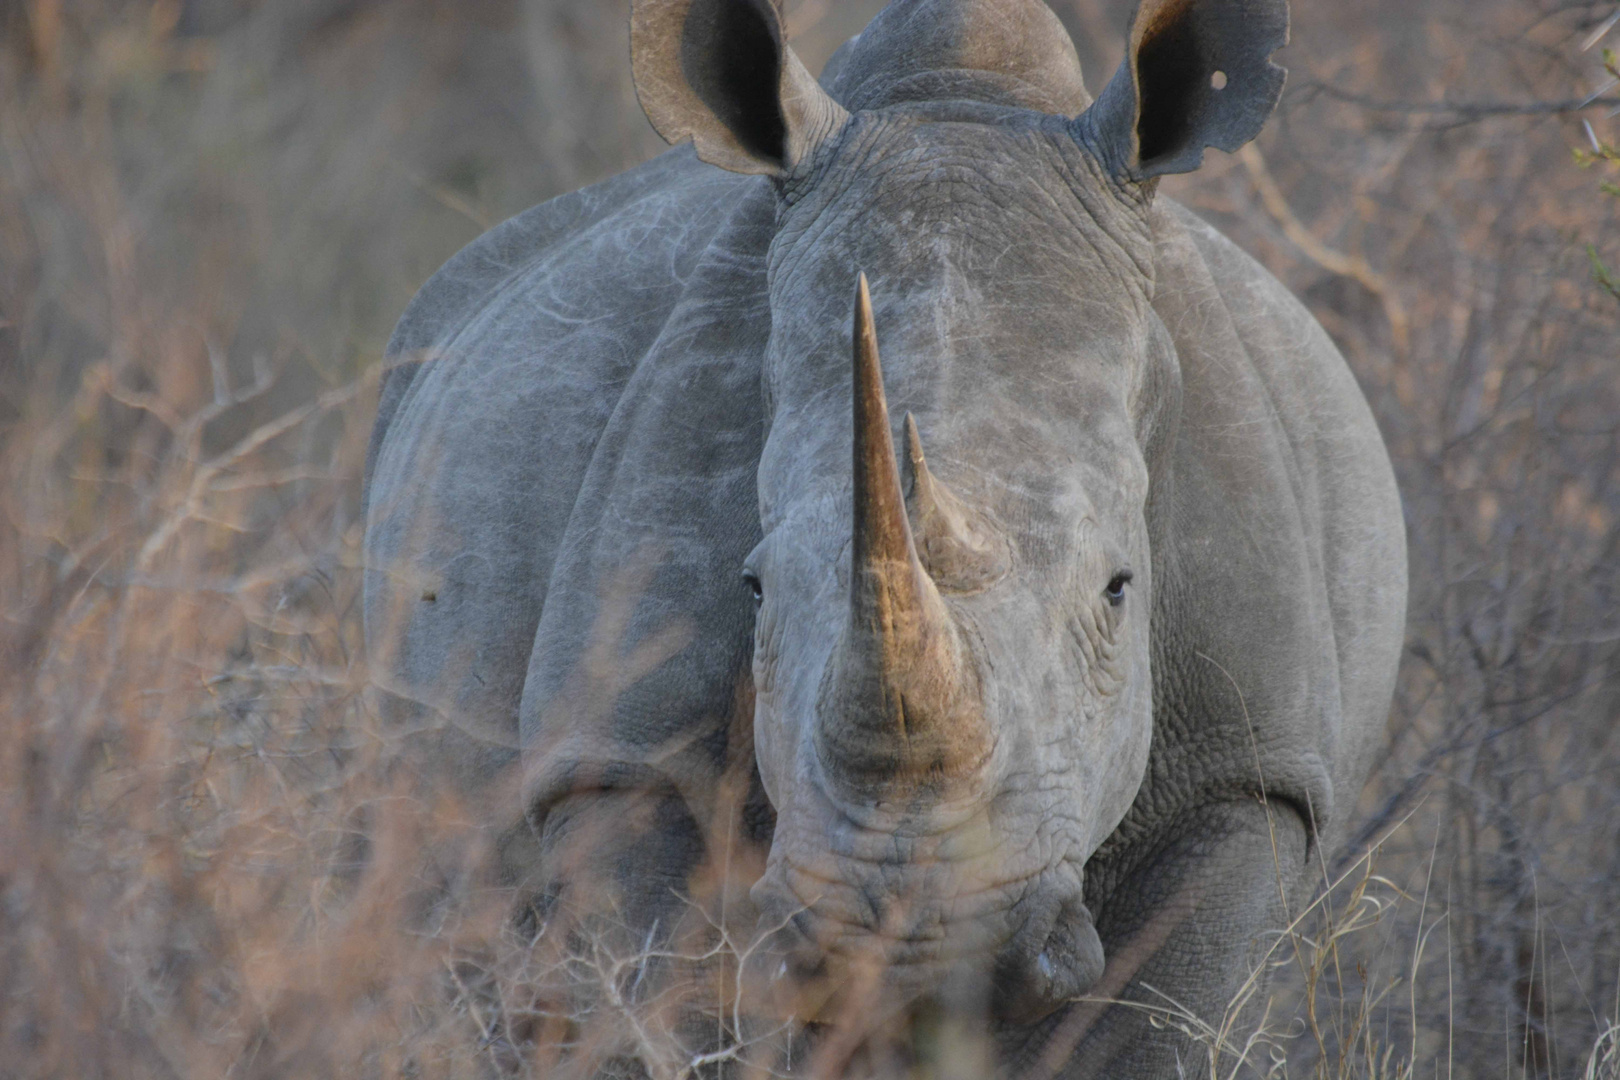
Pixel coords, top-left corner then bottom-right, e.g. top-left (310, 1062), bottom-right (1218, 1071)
top-left (2, 0), bottom-right (1619, 1076)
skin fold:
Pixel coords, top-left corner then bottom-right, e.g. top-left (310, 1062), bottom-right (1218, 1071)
top-left (363, 0), bottom-right (1407, 1074)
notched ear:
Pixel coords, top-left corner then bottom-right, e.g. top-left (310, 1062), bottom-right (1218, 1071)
top-left (1076, 0), bottom-right (1289, 181)
top-left (631, 0), bottom-right (848, 176)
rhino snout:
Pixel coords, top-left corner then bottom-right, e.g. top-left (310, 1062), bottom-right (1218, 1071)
top-left (746, 854), bottom-right (1102, 1027)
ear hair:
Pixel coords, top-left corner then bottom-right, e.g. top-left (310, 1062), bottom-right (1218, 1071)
top-left (632, 0), bottom-right (848, 176)
top-left (1075, 0), bottom-right (1289, 181)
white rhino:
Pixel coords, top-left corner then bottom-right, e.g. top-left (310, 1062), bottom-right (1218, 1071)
top-left (363, 0), bottom-right (1407, 1074)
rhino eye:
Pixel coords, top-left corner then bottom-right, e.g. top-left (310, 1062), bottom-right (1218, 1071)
top-left (1105, 570), bottom-right (1133, 608)
top-left (742, 570), bottom-right (764, 605)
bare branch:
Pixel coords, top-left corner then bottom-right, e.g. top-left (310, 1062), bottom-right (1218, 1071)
top-left (1297, 79), bottom-right (1620, 120)
top-left (1238, 144), bottom-right (1412, 359)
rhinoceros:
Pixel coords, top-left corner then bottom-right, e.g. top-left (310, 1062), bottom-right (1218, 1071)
top-left (362, 0), bottom-right (1408, 1073)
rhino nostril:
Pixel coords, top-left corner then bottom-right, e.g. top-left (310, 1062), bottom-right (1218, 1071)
top-left (994, 894), bottom-right (1106, 1023)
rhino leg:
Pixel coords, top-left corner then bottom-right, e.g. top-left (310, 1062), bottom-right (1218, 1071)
top-left (520, 788), bottom-right (709, 979)
top-left (1023, 799), bottom-right (1310, 1078)
top-left (516, 753), bottom-right (775, 1073)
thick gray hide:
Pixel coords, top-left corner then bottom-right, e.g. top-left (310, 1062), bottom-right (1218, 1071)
top-left (363, 1), bottom-right (1406, 1074)
top-left (364, 148), bottom-right (768, 899)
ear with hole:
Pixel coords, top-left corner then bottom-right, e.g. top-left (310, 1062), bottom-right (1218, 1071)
top-left (1074, 0), bottom-right (1289, 181)
top-left (631, 0), bottom-right (849, 176)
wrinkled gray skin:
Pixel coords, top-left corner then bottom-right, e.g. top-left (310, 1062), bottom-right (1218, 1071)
top-left (363, 0), bottom-right (1407, 1074)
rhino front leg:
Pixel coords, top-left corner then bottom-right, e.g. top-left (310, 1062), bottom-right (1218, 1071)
top-left (517, 777), bottom-right (777, 1074)
top-left (1024, 798), bottom-right (1311, 1080)
top-left (525, 787), bottom-right (707, 949)
top-left (513, 789), bottom-right (705, 1069)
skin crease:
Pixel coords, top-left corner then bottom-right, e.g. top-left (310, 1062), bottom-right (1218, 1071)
top-left (362, 0), bottom-right (1407, 1074)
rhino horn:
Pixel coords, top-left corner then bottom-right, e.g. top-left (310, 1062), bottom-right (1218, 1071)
top-left (815, 276), bottom-right (991, 789)
top-left (849, 274), bottom-right (918, 586)
top-left (902, 413), bottom-right (1012, 593)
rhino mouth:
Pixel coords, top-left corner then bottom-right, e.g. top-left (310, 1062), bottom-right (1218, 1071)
top-left (749, 840), bottom-right (1103, 1026)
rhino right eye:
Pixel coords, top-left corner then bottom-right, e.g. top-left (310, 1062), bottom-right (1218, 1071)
top-left (1105, 570), bottom-right (1133, 608)
top-left (742, 570), bottom-right (764, 605)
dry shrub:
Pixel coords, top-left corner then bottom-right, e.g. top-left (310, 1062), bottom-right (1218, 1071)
top-left (0, 254), bottom-right (520, 1073)
top-left (3, 0), bottom-right (1620, 1077)
top-left (0, 3), bottom-right (519, 1074)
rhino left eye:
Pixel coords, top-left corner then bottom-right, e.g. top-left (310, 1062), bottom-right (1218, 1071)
top-left (1105, 571), bottom-right (1133, 608)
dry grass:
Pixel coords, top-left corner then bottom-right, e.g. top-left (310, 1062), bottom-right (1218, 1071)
top-left (3, 0), bottom-right (1620, 1076)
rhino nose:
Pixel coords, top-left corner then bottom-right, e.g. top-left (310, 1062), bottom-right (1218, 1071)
top-left (748, 867), bottom-right (958, 1027)
top-left (748, 864), bottom-right (1102, 1030)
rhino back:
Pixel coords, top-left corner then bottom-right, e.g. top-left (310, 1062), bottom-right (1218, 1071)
top-left (1139, 199), bottom-right (1407, 852)
top-left (363, 146), bottom-right (755, 783)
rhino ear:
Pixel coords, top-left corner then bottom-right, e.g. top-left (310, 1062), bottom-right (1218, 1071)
top-left (1075, 0), bottom-right (1288, 181)
top-left (631, 0), bottom-right (849, 176)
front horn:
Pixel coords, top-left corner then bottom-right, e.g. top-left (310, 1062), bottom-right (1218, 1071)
top-left (814, 275), bottom-right (990, 790)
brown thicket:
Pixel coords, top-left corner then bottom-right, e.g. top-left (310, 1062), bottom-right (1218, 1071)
top-left (2, 1), bottom-right (1618, 1077)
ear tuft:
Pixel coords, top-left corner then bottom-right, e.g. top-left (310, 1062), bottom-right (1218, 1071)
top-left (1077, 0), bottom-right (1289, 181)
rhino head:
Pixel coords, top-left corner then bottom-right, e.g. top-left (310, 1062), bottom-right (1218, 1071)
top-left (631, 0), bottom-right (1288, 1028)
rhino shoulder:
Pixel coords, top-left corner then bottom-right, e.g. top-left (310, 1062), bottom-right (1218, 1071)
top-left (1145, 198), bottom-right (1406, 842)
top-left (363, 146), bottom-right (760, 778)
top-left (365, 146), bottom-right (734, 510)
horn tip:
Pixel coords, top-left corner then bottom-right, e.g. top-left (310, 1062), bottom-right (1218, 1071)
top-left (902, 413), bottom-right (924, 493)
top-left (852, 273), bottom-right (880, 384)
